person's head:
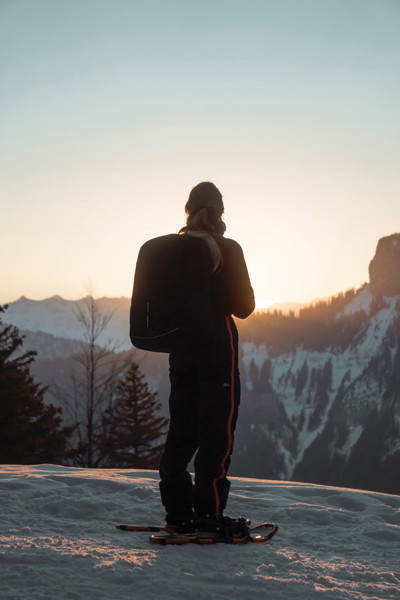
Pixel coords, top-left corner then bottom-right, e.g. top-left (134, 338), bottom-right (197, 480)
top-left (185, 182), bottom-right (226, 235)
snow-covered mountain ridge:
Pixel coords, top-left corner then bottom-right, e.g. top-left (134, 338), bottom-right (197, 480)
top-left (2, 295), bottom-right (132, 350)
top-left (236, 286), bottom-right (400, 493)
top-left (232, 233), bottom-right (400, 494)
top-left (3, 232), bottom-right (400, 494)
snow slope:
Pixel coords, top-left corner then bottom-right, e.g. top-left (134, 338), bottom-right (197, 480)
top-left (238, 289), bottom-right (400, 483)
top-left (3, 296), bottom-right (132, 349)
top-left (1, 466), bottom-right (399, 600)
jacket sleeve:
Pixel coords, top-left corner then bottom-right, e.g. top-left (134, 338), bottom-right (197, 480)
top-left (221, 239), bottom-right (255, 319)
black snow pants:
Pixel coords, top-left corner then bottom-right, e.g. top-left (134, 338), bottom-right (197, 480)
top-left (159, 316), bottom-right (240, 518)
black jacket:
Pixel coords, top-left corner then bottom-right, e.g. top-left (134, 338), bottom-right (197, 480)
top-left (178, 233), bottom-right (255, 338)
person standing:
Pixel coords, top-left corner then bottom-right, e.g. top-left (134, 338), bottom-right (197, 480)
top-left (158, 181), bottom-right (255, 537)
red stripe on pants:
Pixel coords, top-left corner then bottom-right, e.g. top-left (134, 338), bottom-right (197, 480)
top-left (212, 316), bottom-right (235, 515)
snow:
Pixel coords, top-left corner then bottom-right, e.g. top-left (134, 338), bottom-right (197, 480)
top-left (241, 342), bottom-right (269, 371)
top-left (1, 466), bottom-right (399, 600)
top-left (341, 286), bottom-right (374, 317)
top-left (3, 296), bottom-right (132, 350)
top-left (239, 291), bottom-right (400, 478)
top-left (337, 425), bottom-right (364, 458)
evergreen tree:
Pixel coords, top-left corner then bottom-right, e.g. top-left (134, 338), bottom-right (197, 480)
top-left (248, 358), bottom-right (259, 391)
top-left (295, 359), bottom-right (308, 397)
top-left (0, 307), bottom-right (71, 463)
top-left (103, 362), bottom-right (168, 468)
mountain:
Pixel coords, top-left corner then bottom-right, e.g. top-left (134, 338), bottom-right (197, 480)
top-left (262, 297), bottom-right (331, 315)
top-left (231, 233), bottom-right (400, 494)
top-left (3, 232), bottom-right (400, 494)
top-left (369, 232), bottom-right (400, 297)
top-left (1, 465), bottom-right (399, 600)
top-left (2, 295), bottom-right (132, 350)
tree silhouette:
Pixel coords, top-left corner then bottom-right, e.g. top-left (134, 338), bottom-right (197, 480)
top-left (102, 362), bottom-right (168, 468)
top-left (54, 291), bottom-right (132, 467)
top-left (295, 359), bottom-right (309, 397)
top-left (0, 307), bottom-right (71, 463)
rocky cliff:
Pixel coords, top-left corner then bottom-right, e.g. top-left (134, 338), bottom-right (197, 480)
top-left (369, 232), bottom-right (400, 297)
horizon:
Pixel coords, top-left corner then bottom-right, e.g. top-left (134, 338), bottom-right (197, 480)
top-left (2, 1), bottom-right (399, 306)
top-left (2, 284), bottom-right (363, 311)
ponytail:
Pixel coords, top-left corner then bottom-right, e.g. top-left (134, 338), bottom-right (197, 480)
top-left (181, 227), bottom-right (223, 274)
top-left (181, 182), bottom-right (226, 274)
top-left (186, 206), bottom-right (226, 236)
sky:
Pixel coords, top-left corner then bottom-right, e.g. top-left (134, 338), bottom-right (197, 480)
top-left (1, 0), bottom-right (399, 307)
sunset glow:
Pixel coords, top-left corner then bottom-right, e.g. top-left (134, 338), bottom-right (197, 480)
top-left (1, 1), bottom-right (399, 306)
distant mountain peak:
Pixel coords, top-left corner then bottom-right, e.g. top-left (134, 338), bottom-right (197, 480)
top-left (369, 232), bottom-right (400, 297)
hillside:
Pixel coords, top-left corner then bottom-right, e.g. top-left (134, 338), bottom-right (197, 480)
top-left (232, 286), bottom-right (400, 494)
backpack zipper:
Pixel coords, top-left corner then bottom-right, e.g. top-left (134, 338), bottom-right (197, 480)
top-left (133, 327), bottom-right (180, 340)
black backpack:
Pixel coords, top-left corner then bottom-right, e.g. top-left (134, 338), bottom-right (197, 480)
top-left (129, 234), bottom-right (184, 352)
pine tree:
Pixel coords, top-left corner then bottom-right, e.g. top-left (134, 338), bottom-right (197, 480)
top-left (295, 359), bottom-right (308, 397)
top-left (0, 307), bottom-right (71, 463)
top-left (103, 362), bottom-right (168, 468)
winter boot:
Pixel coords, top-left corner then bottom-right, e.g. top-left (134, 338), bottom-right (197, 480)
top-left (197, 514), bottom-right (251, 542)
top-left (165, 510), bottom-right (197, 533)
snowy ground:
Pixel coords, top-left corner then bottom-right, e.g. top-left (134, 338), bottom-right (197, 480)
top-left (1, 466), bottom-right (399, 600)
